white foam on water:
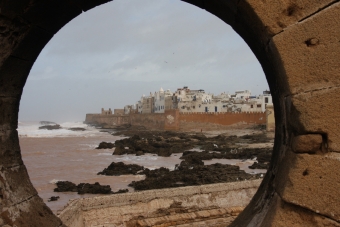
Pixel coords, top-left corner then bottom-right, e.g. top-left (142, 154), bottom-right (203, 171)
top-left (49, 179), bottom-right (64, 184)
top-left (97, 152), bottom-right (112, 156)
top-left (18, 121), bottom-right (108, 138)
top-left (114, 154), bottom-right (158, 162)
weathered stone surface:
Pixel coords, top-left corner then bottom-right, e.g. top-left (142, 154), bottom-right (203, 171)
top-left (243, 0), bottom-right (335, 36)
top-left (272, 2), bottom-right (340, 94)
top-left (0, 0), bottom-right (340, 226)
top-left (292, 134), bottom-right (323, 153)
top-left (261, 193), bottom-right (340, 227)
top-left (59, 181), bottom-right (261, 227)
top-left (276, 150), bottom-right (340, 222)
top-left (290, 88), bottom-right (340, 152)
top-left (0, 165), bottom-right (38, 207)
top-left (1, 195), bottom-right (64, 227)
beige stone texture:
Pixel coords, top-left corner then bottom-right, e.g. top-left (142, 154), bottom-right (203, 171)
top-left (276, 150), bottom-right (340, 222)
top-left (272, 2), bottom-right (340, 94)
top-left (59, 180), bottom-right (261, 227)
top-left (242, 0), bottom-right (335, 36)
top-left (292, 134), bottom-right (323, 153)
top-left (2, 0), bottom-right (340, 226)
top-left (290, 88), bottom-right (340, 151)
top-left (261, 193), bottom-right (340, 227)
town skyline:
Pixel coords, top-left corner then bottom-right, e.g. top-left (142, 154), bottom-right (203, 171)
top-left (18, 0), bottom-right (269, 122)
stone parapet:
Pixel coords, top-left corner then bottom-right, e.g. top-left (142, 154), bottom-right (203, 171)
top-left (59, 180), bottom-right (262, 227)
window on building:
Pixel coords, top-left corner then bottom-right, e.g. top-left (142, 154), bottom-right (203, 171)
top-left (251, 105), bottom-right (253, 108)
top-left (257, 104), bottom-right (261, 108)
top-left (265, 97), bottom-right (268, 103)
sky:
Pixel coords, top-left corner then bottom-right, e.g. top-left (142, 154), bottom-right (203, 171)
top-left (19, 0), bottom-right (268, 122)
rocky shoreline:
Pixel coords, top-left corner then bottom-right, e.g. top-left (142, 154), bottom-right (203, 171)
top-left (95, 125), bottom-right (272, 191)
top-left (51, 124), bottom-right (273, 196)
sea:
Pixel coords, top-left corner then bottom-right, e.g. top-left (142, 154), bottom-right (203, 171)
top-left (18, 121), bottom-right (266, 214)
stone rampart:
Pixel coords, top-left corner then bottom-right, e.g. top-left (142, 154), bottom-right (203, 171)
top-left (178, 111), bottom-right (266, 131)
top-left (85, 114), bottom-right (130, 127)
top-left (85, 110), bottom-right (266, 131)
top-left (59, 180), bottom-right (262, 227)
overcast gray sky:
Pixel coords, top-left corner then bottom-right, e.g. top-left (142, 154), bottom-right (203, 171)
top-left (19, 0), bottom-right (268, 122)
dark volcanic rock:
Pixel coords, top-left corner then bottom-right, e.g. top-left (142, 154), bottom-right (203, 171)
top-left (39, 124), bottom-right (61, 130)
top-left (40, 121), bottom-right (57, 125)
top-left (97, 162), bottom-right (144, 176)
top-left (48, 196), bottom-right (60, 202)
top-left (96, 142), bottom-right (115, 149)
top-left (69, 127), bottom-right (86, 131)
top-left (77, 182), bottom-right (112, 194)
top-left (54, 181), bottom-right (77, 192)
top-left (129, 163), bottom-right (261, 191)
top-left (54, 181), bottom-right (112, 194)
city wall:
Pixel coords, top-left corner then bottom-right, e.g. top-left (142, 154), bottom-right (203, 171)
top-left (85, 110), bottom-right (266, 131)
top-left (58, 180), bottom-right (262, 227)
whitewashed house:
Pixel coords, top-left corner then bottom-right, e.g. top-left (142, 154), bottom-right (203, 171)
top-left (154, 88), bottom-right (173, 113)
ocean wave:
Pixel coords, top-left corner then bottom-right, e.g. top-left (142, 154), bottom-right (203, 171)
top-left (18, 121), bottom-right (109, 138)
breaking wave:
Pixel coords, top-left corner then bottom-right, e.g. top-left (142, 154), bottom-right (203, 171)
top-left (18, 121), bottom-right (108, 138)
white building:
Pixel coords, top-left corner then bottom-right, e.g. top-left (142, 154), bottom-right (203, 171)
top-left (154, 88), bottom-right (173, 113)
top-left (174, 86), bottom-right (214, 113)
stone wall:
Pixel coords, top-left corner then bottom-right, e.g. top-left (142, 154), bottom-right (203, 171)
top-left (85, 110), bottom-right (266, 131)
top-left (129, 113), bottom-right (166, 130)
top-left (58, 180), bottom-right (261, 227)
top-left (266, 104), bottom-right (275, 132)
top-left (85, 113), bottom-right (130, 127)
top-left (179, 111), bottom-right (266, 131)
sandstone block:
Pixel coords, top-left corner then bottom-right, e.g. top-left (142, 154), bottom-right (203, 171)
top-left (275, 151), bottom-right (340, 222)
top-left (244, 0), bottom-right (334, 35)
top-left (289, 88), bottom-right (340, 152)
top-left (271, 2), bottom-right (340, 94)
top-left (292, 134), bottom-right (322, 153)
top-left (261, 193), bottom-right (340, 227)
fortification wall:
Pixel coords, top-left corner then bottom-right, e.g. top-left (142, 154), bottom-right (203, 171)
top-left (59, 180), bottom-right (261, 227)
top-left (85, 111), bottom-right (266, 131)
top-left (178, 112), bottom-right (266, 131)
top-left (84, 114), bottom-right (129, 127)
top-left (129, 113), bottom-right (165, 130)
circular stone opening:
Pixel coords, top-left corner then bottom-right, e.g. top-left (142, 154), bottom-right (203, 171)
top-left (1, 0), bottom-right (339, 226)
top-left (19, 0), bottom-right (273, 220)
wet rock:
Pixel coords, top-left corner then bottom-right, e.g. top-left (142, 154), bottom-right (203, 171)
top-left (69, 127), bottom-right (86, 131)
top-left (54, 181), bottom-right (112, 194)
top-left (96, 141), bottom-right (115, 149)
top-left (97, 162), bottom-right (144, 176)
top-left (48, 196), bottom-right (60, 202)
top-left (129, 163), bottom-right (261, 191)
top-left (39, 124), bottom-right (61, 130)
top-left (77, 182), bottom-right (112, 194)
top-left (54, 181), bottom-right (77, 192)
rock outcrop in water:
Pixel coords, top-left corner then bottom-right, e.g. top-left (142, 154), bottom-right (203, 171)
top-left (98, 130), bottom-right (272, 167)
top-left (128, 161), bottom-right (262, 191)
top-left (54, 181), bottom-right (113, 194)
top-left (97, 162), bottom-right (144, 176)
top-left (68, 127), bottom-right (86, 131)
top-left (39, 124), bottom-right (62, 130)
top-left (96, 141), bottom-right (115, 149)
